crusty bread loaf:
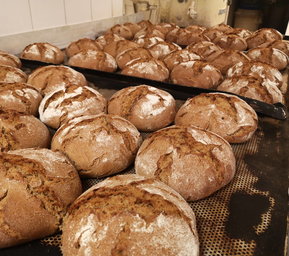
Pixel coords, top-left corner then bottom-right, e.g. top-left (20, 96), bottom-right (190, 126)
top-left (61, 174), bottom-right (199, 256)
top-left (20, 42), bottom-right (65, 64)
top-left (121, 59), bottom-right (169, 82)
top-left (0, 51), bottom-right (21, 68)
top-left (51, 114), bottom-right (142, 178)
top-left (247, 47), bottom-right (289, 70)
top-left (103, 39), bottom-right (140, 58)
top-left (213, 34), bottom-right (247, 51)
top-left (211, 23), bottom-right (234, 33)
top-left (163, 49), bottom-right (202, 71)
top-left (227, 61), bottom-right (283, 88)
top-left (109, 24), bottom-right (134, 40)
top-left (202, 28), bottom-right (224, 41)
top-left (108, 85), bottom-right (176, 131)
top-left (135, 125), bottom-right (236, 201)
top-left (268, 40), bottom-right (289, 57)
top-left (116, 47), bottom-right (153, 69)
top-left (176, 28), bottom-right (210, 46)
top-left (175, 93), bottom-right (258, 143)
top-left (185, 24), bottom-right (206, 34)
top-left (210, 50), bottom-right (250, 75)
top-left (0, 148), bottom-right (82, 248)
top-left (137, 20), bottom-right (153, 30)
top-left (165, 27), bottom-right (180, 43)
top-left (228, 28), bottom-right (252, 39)
top-left (148, 41), bottom-right (181, 59)
top-left (0, 65), bottom-right (27, 83)
top-left (122, 22), bottom-right (142, 36)
top-left (0, 109), bottom-right (50, 152)
top-left (95, 33), bottom-right (125, 50)
top-left (27, 65), bottom-right (87, 95)
top-left (0, 82), bottom-right (42, 115)
top-left (68, 49), bottom-right (117, 72)
top-left (134, 27), bottom-right (165, 40)
top-left (39, 85), bottom-right (107, 129)
top-left (217, 75), bottom-right (284, 104)
top-left (170, 60), bottom-right (223, 89)
top-left (134, 36), bottom-right (164, 48)
top-left (153, 22), bottom-right (179, 36)
top-left (65, 38), bottom-right (101, 57)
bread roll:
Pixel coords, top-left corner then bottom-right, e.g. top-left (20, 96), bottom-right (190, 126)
top-left (176, 28), bottom-right (210, 46)
top-left (103, 39), bottom-right (140, 58)
top-left (0, 65), bottom-right (27, 83)
top-left (27, 65), bottom-right (87, 95)
top-left (247, 47), bottom-right (289, 70)
top-left (0, 82), bottom-right (42, 115)
top-left (135, 125), bottom-right (236, 201)
top-left (0, 148), bottom-right (82, 248)
top-left (68, 49), bottom-right (117, 72)
top-left (51, 114), bottom-right (141, 178)
top-left (39, 85), bottom-right (107, 129)
top-left (121, 59), bottom-right (169, 82)
top-left (268, 40), bottom-right (289, 57)
top-left (175, 93), bottom-right (258, 143)
top-left (134, 36), bottom-right (164, 48)
top-left (0, 109), bottom-right (50, 152)
top-left (108, 85), bottom-right (176, 131)
top-left (109, 24), bottom-right (134, 40)
top-left (148, 41), bottom-right (181, 59)
top-left (213, 34), bottom-right (247, 51)
top-left (0, 51), bottom-right (21, 68)
top-left (217, 75), bottom-right (284, 104)
top-left (170, 60), bottom-right (223, 89)
top-left (95, 33), bottom-right (125, 50)
top-left (20, 42), bottom-right (65, 64)
top-left (61, 174), bottom-right (199, 256)
top-left (65, 38), bottom-right (101, 57)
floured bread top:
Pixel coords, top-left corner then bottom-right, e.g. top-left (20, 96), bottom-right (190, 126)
top-left (213, 34), bottom-right (247, 51)
top-left (103, 39), bottom-right (140, 58)
top-left (65, 38), bottom-right (102, 57)
top-left (176, 29), bottom-right (210, 46)
top-left (229, 28), bottom-right (252, 39)
top-left (134, 36), bottom-right (164, 48)
top-left (61, 174), bottom-right (199, 256)
top-left (0, 65), bottom-right (27, 83)
top-left (95, 33), bottom-right (125, 50)
top-left (268, 40), bottom-right (289, 57)
top-left (0, 51), bottom-right (21, 68)
top-left (175, 93), bottom-right (258, 143)
top-left (39, 85), bottom-right (107, 129)
top-left (148, 41), bottom-right (181, 59)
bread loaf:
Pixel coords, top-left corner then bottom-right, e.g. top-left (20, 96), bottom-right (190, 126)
top-left (211, 23), bottom-right (234, 33)
top-left (103, 39), bottom-right (140, 58)
top-left (185, 24), bottom-right (206, 34)
top-left (134, 36), bottom-right (164, 48)
top-left (109, 24), bottom-right (134, 40)
top-left (213, 34), bottom-right (247, 51)
top-left (153, 22), bottom-right (179, 36)
top-left (95, 33), bottom-right (125, 50)
top-left (0, 51), bottom-right (21, 68)
top-left (65, 38), bottom-right (102, 57)
top-left (175, 93), bottom-right (258, 143)
top-left (268, 40), bottom-right (289, 57)
top-left (134, 28), bottom-right (165, 40)
top-left (176, 28), bottom-right (210, 46)
top-left (165, 27), bottom-right (180, 43)
top-left (135, 125), bottom-right (236, 201)
top-left (228, 28), bottom-right (252, 39)
top-left (0, 148), bottom-right (82, 248)
top-left (51, 114), bottom-right (142, 178)
top-left (122, 22), bottom-right (142, 36)
top-left (0, 65), bottom-right (27, 83)
top-left (61, 174), bottom-right (199, 256)
top-left (148, 41), bottom-right (181, 59)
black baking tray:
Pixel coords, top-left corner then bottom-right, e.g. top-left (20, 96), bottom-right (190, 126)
top-left (1, 60), bottom-right (288, 256)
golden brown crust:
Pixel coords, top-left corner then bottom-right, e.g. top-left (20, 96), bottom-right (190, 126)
top-left (103, 40), bottom-right (140, 58)
top-left (267, 40), bottom-right (289, 56)
top-left (95, 33), bottom-right (125, 50)
top-left (65, 38), bottom-right (101, 57)
top-left (109, 24), bottom-right (134, 40)
top-left (0, 51), bottom-right (21, 68)
top-left (148, 41), bottom-right (181, 59)
top-left (176, 28), bottom-right (210, 46)
top-left (213, 34), bottom-right (247, 51)
top-left (0, 65), bottom-right (27, 83)
top-left (134, 36), bottom-right (164, 48)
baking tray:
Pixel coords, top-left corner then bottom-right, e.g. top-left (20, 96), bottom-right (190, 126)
top-left (1, 60), bottom-right (288, 256)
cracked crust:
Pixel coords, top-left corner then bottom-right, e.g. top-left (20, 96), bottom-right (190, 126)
top-left (61, 174), bottom-right (199, 256)
top-left (51, 114), bottom-right (142, 178)
top-left (0, 65), bottom-right (27, 83)
top-left (175, 93), bottom-right (258, 143)
top-left (0, 148), bottom-right (82, 248)
top-left (65, 38), bottom-right (101, 58)
top-left (0, 51), bottom-right (21, 68)
top-left (103, 40), bottom-right (140, 58)
top-left (213, 34), bottom-right (247, 51)
top-left (148, 41), bottom-right (181, 59)
top-left (135, 125), bottom-right (236, 201)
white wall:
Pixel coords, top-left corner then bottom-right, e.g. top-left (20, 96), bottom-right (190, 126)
top-left (0, 0), bottom-right (124, 36)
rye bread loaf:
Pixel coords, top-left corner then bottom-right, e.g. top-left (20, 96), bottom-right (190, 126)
top-left (134, 27), bottom-right (165, 40)
top-left (27, 65), bottom-right (87, 95)
top-left (20, 42), bottom-right (65, 64)
top-left (103, 39), bottom-right (140, 58)
top-left (0, 65), bottom-right (27, 83)
top-left (170, 60), bottom-right (223, 89)
top-left (65, 38), bottom-right (101, 57)
top-left (122, 22), bottom-right (142, 36)
top-left (137, 20), bottom-right (153, 30)
top-left (109, 24), bottom-right (134, 40)
top-left (0, 51), bottom-right (21, 68)
top-left (211, 23), bottom-right (234, 33)
top-left (0, 109), bottom-right (50, 152)
top-left (176, 28), bottom-right (210, 46)
top-left (39, 85), bottom-right (107, 129)
top-left (185, 24), bottom-right (206, 34)
top-left (51, 114), bottom-right (142, 178)
top-left (61, 174), bottom-right (199, 256)
top-left (202, 28), bottom-right (224, 42)
top-left (213, 34), bottom-right (247, 51)
top-left (153, 22), bottom-right (179, 36)
top-left (0, 148), bottom-right (82, 248)
top-left (217, 75), bottom-right (284, 104)
top-left (68, 49), bottom-right (117, 72)
top-left (135, 125), bottom-right (236, 201)
top-left (267, 40), bottom-right (289, 57)
top-left (148, 41), bottom-right (181, 59)
top-left (134, 36), bottom-right (164, 48)
top-left (0, 82), bottom-right (42, 115)
top-left (95, 33), bottom-right (125, 50)
top-left (228, 28), bottom-right (252, 39)
top-left (165, 27), bottom-right (180, 43)
top-left (108, 85), bottom-right (176, 132)
top-left (175, 93), bottom-right (258, 143)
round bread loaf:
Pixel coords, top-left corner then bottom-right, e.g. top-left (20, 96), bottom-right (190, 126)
top-left (268, 40), bottom-right (289, 57)
top-left (163, 49), bottom-right (202, 71)
top-left (134, 28), bottom-right (165, 40)
top-left (0, 109), bottom-right (50, 152)
top-left (246, 47), bottom-right (289, 70)
top-left (0, 148), bottom-right (82, 248)
top-left (20, 42), bottom-right (65, 64)
top-left (95, 33), bottom-right (125, 50)
top-left (210, 50), bottom-right (250, 75)
top-left (0, 65), bottom-right (27, 83)
top-left (186, 41), bottom-right (223, 62)
top-left (65, 38), bottom-right (101, 57)
top-left (135, 125), bottom-right (236, 201)
top-left (123, 22), bottom-right (142, 36)
top-left (103, 39), bottom-right (140, 58)
top-left (121, 59), bottom-right (169, 82)
top-left (148, 41), bottom-right (181, 59)
top-left (246, 28), bottom-right (283, 49)
top-left (109, 24), bottom-right (134, 40)
top-left (170, 60), bottom-right (223, 89)
top-left (68, 49), bottom-right (117, 72)
top-left (51, 114), bottom-right (142, 178)
top-left (116, 47), bottom-right (152, 70)
top-left (211, 23), bottom-right (234, 33)
top-left (165, 27), bottom-right (180, 43)
top-left (137, 20), bottom-right (153, 30)
top-left (27, 65), bottom-right (87, 95)
top-left (153, 22), bottom-right (179, 36)
top-left (227, 61), bottom-right (283, 88)
top-left (0, 82), bottom-right (42, 115)
top-left (228, 28), bottom-right (252, 39)
top-left (134, 36), bottom-right (164, 48)
top-left (39, 85), bottom-right (107, 129)
top-left (213, 34), bottom-right (247, 51)
top-left (0, 51), bottom-right (21, 68)
top-left (61, 174), bottom-right (199, 256)
top-left (217, 75), bottom-right (284, 104)
top-left (175, 93), bottom-right (258, 143)
top-left (108, 85), bottom-right (176, 132)
top-left (202, 28), bottom-right (224, 41)
top-left (185, 24), bottom-right (206, 34)
top-left (176, 29), bottom-right (210, 46)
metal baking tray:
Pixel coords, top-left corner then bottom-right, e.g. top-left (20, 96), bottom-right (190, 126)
top-left (1, 60), bottom-right (288, 256)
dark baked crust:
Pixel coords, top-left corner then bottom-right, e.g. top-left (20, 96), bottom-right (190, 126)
top-left (0, 65), bottom-right (27, 83)
top-left (65, 38), bottom-right (101, 57)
